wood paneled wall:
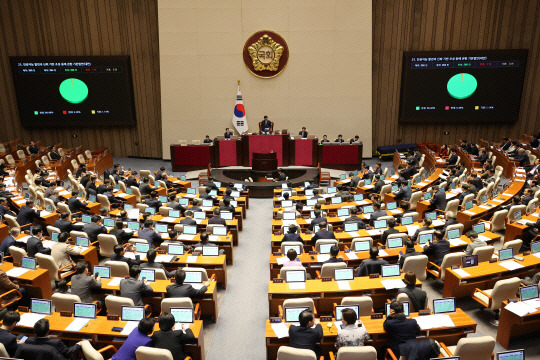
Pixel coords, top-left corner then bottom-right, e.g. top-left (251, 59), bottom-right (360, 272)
top-left (0, 0), bottom-right (161, 158)
top-left (373, 0), bottom-right (540, 153)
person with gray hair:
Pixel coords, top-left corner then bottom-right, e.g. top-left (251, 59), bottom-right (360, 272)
top-left (0, 227), bottom-right (20, 256)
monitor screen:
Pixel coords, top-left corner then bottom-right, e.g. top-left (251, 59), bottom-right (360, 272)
top-left (183, 225), bottom-right (197, 235)
top-left (231, 191), bottom-right (240, 198)
top-left (31, 299), bottom-right (51, 315)
top-left (305, 189), bottom-right (314, 197)
top-left (202, 200), bottom-right (213, 208)
top-left (214, 181), bottom-right (221, 188)
top-left (234, 183), bottom-right (243, 189)
top-left (121, 306), bottom-right (145, 321)
top-left (392, 185), bottom-right (399, 192)
top-left (418, 233), bottom-right (433, 245)
top-left (230, 200), bottom-right (238, 207)
top-left (221, 212), bottom-right (233, 220)
top-left (386, 202), bottom-right (397, 210)
top-left (170, 307), bottom-right (194, 323)
top-left (335, 305), bottom-right (359, 321)
top-left (313, 225), bottom-right (320, 233)
top-left (22, 257), bottom-right (36, 270)
top-left (331, 197), bottom-right (342, 204)
top-left (374, 219), bottom-right (387, 229)
top-left (472, 223), bottom-right (485, 234)
top-left (531, 241), bottom-right (540, 253)
top-left (124, 203), bottom-right (134, 209)
top-left (354, 194), bottom-right (364, 201)
top-left (212, 226), bottom-right (227, 236)
top-left (178, 198), bottom-right (189, 206)
top-left (462, 255), bottom-right (478, 268)
top-left (424, 192), bottom-right (432, 200)
top-left (126, 188), bottom-right (133, 195)
top-left (327, 187), bottom-right (337, 194)
top-left (464, 201), bottom-right (474, 210)
top-left (81, 214), bottom-right (92, 224)
top-left (337, 208), bottom-right (349, 217)
top-left (433, 298), bottom-right (456, 314)
top-left (159, 196), bottom-right (168, 203)
top-left (155, 224), bottom-right (168, 233)
top-left (169, 210), bottom-right (181, 218)
top-left (354, 240), bottom-right (370, 252)
top-left (93, 265), bottom-right (111, 279)
top-left (184, 271), bottom-right (203, 283)
top-left (127, 221), bottom-right (139, 230)
top-left (76, 237), bottom-right (89, 247)
top-left (103, 218), bottom-right (115, 227)
top-left (283, 244), bottom-right (302, 255)
top-left (74, 303), bottom-right (96, 319)
top-left (145, 207), bottom-right (155, 215)
top-left (425, 212), bottom-right (437, 220)
top-left (283, 212), bottom-right (296, 221)
top-left (281, 200), bottom-right (293, 208)
top-left (135, 243), bottom-right (150, 253)
top-left (284, 306), bottom-right (309, 323)
top-left (285, 270), bottom-right (306, 283)
top-left (304, 181), bottom-right (310, 187)
top-left (514, 210), bottom-right (522, 220)
top-left (334, 268), bottom-right (354, 281)
top-left (88, 195), bottom-right (96, 203)
top-left (381, 264), bottom-right (400, 278)
top-left (187, 188), bottom-right (196, 194)
top-left (496, 350), bottom-right (525, 360)
top-left (519, 285), bottom-right (539, 302)
top-left (499, 248), bottom-right (513, 261)
top-left (194, 212), bottom-right (206, 220)
top-left (363, 205), bottom-right (374, 213)
top-left (387, 237), bottom-right (403, 248)
top-left (401, 216), bottom-right (414, 225)
top-left (447, 228), bottom-right (461, 239)
top-left (202, 246), bottom-right (219, 256)
top-left (385, 302), bottom-right (410, 317)
top-left (168, 244), bottom-right (184, 255)
top-left (281, 183), bottom-right (288, 189)
top-left (344, 222), bottom-right (359, 232)
top-left (340, 174), bottom-right (347, 180)
top-left (51, 232), bottom-right (59, 241)
top-left (365, 179), bottom-right (372, 185)
top-left (480, 195), bottom-right (488, 204)
top-left (319, 243), bottom-right (333, 254)
top-left (139, 269), bottom-right (155, 282)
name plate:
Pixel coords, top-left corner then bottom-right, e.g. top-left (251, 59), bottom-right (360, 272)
top-left (369, 274), bottom-right (380, 279)
top-left (273, 278), bottom-right (283, 283)
top-left (371, 313), bottom-right (383, 319)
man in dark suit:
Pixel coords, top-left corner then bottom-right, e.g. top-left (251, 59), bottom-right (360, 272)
top-left (281, 224), bottom-right (302, 242)
top-left (298, 127), bottom-right (308, 138)
top-left (27, 318), bottom-right (82, 360)
top-left (344, 207), bottom-right (366, 229)
top-left (224, 128), bottom-right (234, 139)
top-left (152, 313), bottom-right (196, 360)
top-left (442, 211), bottom-right (459, 231)
top-left (310, 222), bottom-right (335, 247)
top-left (411, 218), bottom-right (432, 243)
top-left (54, 212), bottom-right (82, 233)
top-left (475, 149), bottom-right (489, 165)
top-left (521, 188), bottom-right (534, 205)
top-left (513, 148), bottom-right (531, 167)
top-left (109, 221), bottom-right (130, 245)
top-left (144, 191), bottom-right (161, 211)
top-left (399, 163), bottom-right (417, 180)
top-left (208, 208), bottom-right (226, 225)
top-left (85, 175), bottom-right (98, 196)
top-left (372, 175), bottom-right (385, 194)
top-left (83, 215), bottom-right (107, 242)
top-left (203, 135), bottom-right (213, 144)
top-left (27, 141), bottom-right (39, 154)
top-left (532, 135), bottom-right (539, 148)
top-left (500, 137), bottom-right (511, 151)
top-left (16, 200), bottom-right (40, 230)
top-left (349, 135), bottom-right (360, 144)
top-left (49, 146), bottom-right (61, 160)
top-left (126, 171), bottom-right (140, 188)
top-left (381, 218), bottom-right (399, 245)
top-left (355, 247), bottom-right (389, 276)
top-left (139, 177), bottom-right (156, 196)
top-left (0, 184), bottom-right (14, 199)
top-left (288, 310), bottom-right (323, 358)
top-left (423, 230), bottom-right (450, 266)
top-left (470, 173), bottom-right (483, 191)
top-left (323, 245), bottom-right (345, 263)
top-left (399, 241), bottom-right (423, 268)
top-left (137, 220), bottom-right (161, 249)
top-left (26, 226), bottom-right (51, 257)
top-left (334, 134), bottom-right (344, 143)
top-left (260, 115), bottom-right (272, 132)
top-left (0, 227), bottom-right (19, 257)
top-left (393, 181), bottom-right (412, 202)
top-left (70, 261), bottom-right (102, 304)
top-left (320, 135), bottom-right (330, 144)
top-left (166, 269), bottom-right (208, 298)
top-left (141, 250), bottom-right (173, 278)
top-left (429, 185), bottom-right (446, 211)
top-left (199, 187), bottom-right (214, 200)
top-left (187, 198), bottom-right (202, 212)
top-left (180, 211), bottom-right (197, 225)
top-left (96, 179), bottom-right (111, 194)
top-left (369, 202), bottom-right (386, 226)
top-left (308, 210), bottom-right (325, 230)
top-left (0, 311), bottom-right (20, 357)
top-left (111, 245), bottom-right (141, 268)
top-left (383, 301), bottom-right (421, 358)
top-left (447, 150), bottom-right (458, 166)
top-left (119, 266), bottom-right (153, 306)
top-left (311, 189), bottom-right (323, 199)
top-left (0, 198), bottom-right (15, 218)
top-left (68, 190), bottom-right (87, 214)
top-left (220, 198), bottom-right (235, 213)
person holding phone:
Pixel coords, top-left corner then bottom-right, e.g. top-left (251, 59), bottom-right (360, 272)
top-left (119, 266), bottom-right (153, 306)
top-left (335, 308), bottom-right (369, 349)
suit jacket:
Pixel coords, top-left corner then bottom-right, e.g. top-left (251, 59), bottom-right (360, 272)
top-left (53, 219), bottom-right (74, 234)
top-left (137, 228), bottom-right (161, 248)
top-left (180, 218), bottom-right (197, 225)
top-left (110, 228), bottom-right (130, 245)
top-left (152, 329), bottom-right (196, 360)
top-left (83, 223), bottom-right (107, 242)
top-left (394, 186), bottom-right (412, 201)
top-left (355, 258), bottom-right (389, 276)
top-left (110, 253), bottom-right (140, 268)
top-left (71, 273), bottom-right (101, 303)
top-left (68, 197), bottom-right (86, 213)
top-left (220, 205), bottom-right (235, 213)
top-left (411, 226), bottom-right (431, 243)
top-left (369, 209), bottom-right (386, 226)
top-left (199, 193), bottom-right (213, 200)
top-left (323, 257), bottom-right (345, 264)
top-left (26, 236), bottom-right (51, 257)
top-left (447, 154), bottom-right (458, 165)
top-left (126, 177), bottom-right (139, 188)
top-left (400, 167), bottom-right (417, 180)
top-left (397, 284), bottom-right (427, 311)
top-left (0, 205), bottom-right (15, 218)
top-left (16, 206), bottom-right (40, 226)
top-left (289, 324), bottom-right (323, 358)
top-left (0, 235), bottom-right (16, 256)
top-left (311, 229), bottom-right (335, 247)
top-left (282, 233), bottom-right (302, 242)
top-left (208, 216), bottom-right (226, 225)
top-left (141, 262), bottom-right (173, 278)
top-left (261, 119), bottom-right (272, 131)
top-left (343, 216), bottom-right (366, 228)
top-left (430, 190), bottom-right (447, 211)
top-left (0, 328), bottom-right (17, 356)
top-left (166, 283), bottom-right (207, 298)
top-left (51, 242), bottom-right (81, 270)
top-left (120, 277), bottom-right (153, 306)
top-left (399, 249), bottom-right (423, 268)
top-left (144, 198), bottom-right (161, 211)
top-left (139, 183), bottom-right (154, 196)
top-left (476, 154), bottom-right (488, 165)
top-left (373, 180), bottom-right (385, 194)
top-left (49, 151), bottom-right (61, 160)
top-left (0, 270), bottom-right (19, 305)
top-left (514, 153), bottom-right (530, 167)
top-left (25, 337), bottom-right (81, 360)
top-left (309, 216), bottom-right (326, 230)
top-left (383, 314), bottom-right (421, 358)
top-left (224, 131), bottom-right (233, 139)
top-left (381, 228), bottom-right (399, 245)
top-left (423, 240), bottom-right (450, 266)
top-left (96, 184), bottom-right (109, 194)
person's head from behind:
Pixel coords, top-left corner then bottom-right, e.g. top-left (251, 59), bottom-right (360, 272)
top-left (369, 246), bottom-right (378, 259)
top-left (389, 301), bottom-right (404, 316)
top-left (423, 217), bottom-right (432, 227)
top-left (223, 198), bottom-right (231, 206)
top-left (32, 226), bottom-right (42, 237)
top-left (115, 221), bottom-right (124, 230)
top-left (330, 245), bottom-right (339, 257)
top-left (287, 249), bottom-right (297, 261)
top-left (405, 240), bottom-right (414, 250)
top-left (2, 311), bottom-right (20, 329)
top-left (200, 231), bottom-right (209, 243)
top-left (468, 231), bottom-right (478, 240)
top-left (147, 249), bottom-right (157, 263)
top-left (76, 261), bottom-right (88, 274)
top-left (434, 229), bottom-right (444, 241)
top-left (350, 207), bottom-right (358, 215)
top-left (403, 271), bottom-right (416, 286)
top-left (319, 221), bottom-right (327, 231)
top-left (174, 269), bottom-right (186, 285)
top-left (34, 318), bottom-right (50, 337)
top-left (299, 310), bottom-right (314, 327)
top-left (158, 312), bottom-right (175, 331)
top-left (341, 308), bottom-right (357, 326)
top-left (114, 244), bottom-right (124, 256)
top-left (283, 192), bottom-right (290, 200)
top-left (288, 224), bottom-right (297, 234)
top-left (58, 232), bottom-right (69, 243)
top-left (185, 210), bottom-right (194, 218)
top-left (400, 201), bottom-right (409, 212)
top-left (130, 265), bottom-right (141, 279)
top-left (168, 230), bottom-right (177, 240)
top-left (138, 317), bottom-right (155, 336)
top-left (387, 218), bottom-right (396, 228)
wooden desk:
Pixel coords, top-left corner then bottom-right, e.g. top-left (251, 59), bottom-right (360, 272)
top-left (267, 275), bottom-right (421, 316)
top-left (265, 309), bottom-right (476, 360)
top-left (497, 299), bottom-right (540, 349)
top-left (0, 262), bottom-right (52, 299)
top-left (13, 312), bottom-right (205, 360)
top-left (504, 213), bottom-right (539, 243)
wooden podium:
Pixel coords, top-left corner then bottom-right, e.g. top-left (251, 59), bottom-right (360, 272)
top-left (252, 152), bottom-right (277, 171)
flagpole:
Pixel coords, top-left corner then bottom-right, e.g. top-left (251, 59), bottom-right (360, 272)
top-left (237, 79), bottom-right (240, 90)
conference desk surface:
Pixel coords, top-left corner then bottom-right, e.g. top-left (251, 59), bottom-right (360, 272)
top-left (13, 312), bottom-right (205, 360)
top-left (265, 309), bottom-right (475, 360)
top-left (267, 275), bottom-right (421, 316)
top-left (497, 299), bottom-right (540, 349)
top-left (504, 213), bottom-right (539, 243)
top-left (443, 252), bottom-right (540, 298)
top-left (0, 262), bottom-right (52, 299)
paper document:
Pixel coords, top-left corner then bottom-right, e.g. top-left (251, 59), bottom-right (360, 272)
top-left (316, 254), bottom-right (330, 262)
top-left (178, 234), bottom-right (196, 241)
top-left (534, 253), bottom-right (540, 259)
top-left (289, 282), bottom-right (306, 290)
top-left (209, 236), bottom-right (220, 242)
top-left (347, 231), bottom-right (359, 237)
top-left (124, 252), bottom-right (136, 259)
top-left (452, 268), bottom-right (471, 278)
top-left (16, 236), bottom-right (31, 244)
top-left (173, 323), bottom-right (190, 331)
top-left (159, 217), bottom-right (176, 223)
top-left (282, 220), bottom-right (298, 226)
top-left (18, 313), bottom-right (46, 328)
top-left (39, 210), bottom-right (51, 217)
top-left (161, 233), bottom-right (168, 239)
top-left (191, 284), bottom-right (205, 290)
top-left (479, 205), bottom-right (491, 210)
top-left (381, 279), bottom-right (406, 290)
top-left (155, 255), bottom-right (174, 263)
top-left (389, 210), bottom-right (402, 215)
top-left (463, 210), bottom-right (476, 216)
top-left (366, 229), bottom-right (382, 236)
top-left (356, 201), bottom-right (369, 206)
top-left (271, 322), bottom-right (289, 338)
top-left (65, 318), bottom-right (91, 332)
top-left (186, 256), bottom-right (198, 263)
top-left (417, 182), bottom-right (427, 187)
top-left (432, 220), bottom-right (445, 227)
top-left (121, 321), bottom-right (139, 335)
top-left (340, 178), bottom-right (351, 183)
top-left (42, 240), bottom-right (56, 249)
top-left (523, 298), bottom-right (540, 309)
top-left (194, 219), bottom-right (203, 224)
top-left (345, 252), bottom-right (359, 260)
top-left (276, 257), bottom-right (288, 265)
top-left (502, 193), bottom-right (513, 197)
top-left (498, 260), bottom-right (524, 271)
top-left (448, 238), bottom-right (467, 246)
top-left (107, 277), bottom-right (122, 287)
top-left (492, 198), bottom-right (504, 203)
top-left (184, 194), bottom-right (196, 198)
top-left (378, 249), bottom-right (389, 257)
top-left (414, 314), bottom-right (455, 330)
top-left (337, 281), bottom-right (351, 290)
top-left (6, 267), bottom-right (30, 277)
top-left (406, 225), bottom-right (420, 237)
top-left (338, 216), bottom-right (348, 222)
top-left (505, 301), bottom-right (537, 317)
top-left (478, 235), bottom-right (490, 242)
top-left (363, 185), bottom-right (374, 189)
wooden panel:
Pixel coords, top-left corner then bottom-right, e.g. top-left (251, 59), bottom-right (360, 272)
top-left (0, 0), bottom-right (161, 158)
top-left (373, 0), bottom-right (540, 154)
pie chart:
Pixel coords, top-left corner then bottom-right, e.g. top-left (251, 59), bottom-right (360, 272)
top-left (59, 78), bottom-right (88, 104)
top-left (447, 73), bottom-right (477, 99)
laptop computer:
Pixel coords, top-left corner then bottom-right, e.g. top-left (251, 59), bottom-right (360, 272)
top-left (22, 257), bottom-right (36, 270)
top-left (145, 207), bottom-right (155, 215)
top-left (283, 244), bottom-right (302, 255)
top-left (168, 244), bottom-right (184, 255)
top-left (385, 302), bottom-right (410, 317)
top-left (519, 285), bottom-right (539, 301)
top-left (354, 240), bottom-right (370, 252)
top-left (139, 269), bottom-right (155, 282)
top-left (319, 243), bottom-right (334, 254)
top-left (401, 216), bottom-right (414, 225)
top-left (447, 228), bottom-right (461, 240)
top-left (472, 223), bottom-right (485, 234)
top-left (331, 197), bottom-right (342, 204)
top-left (337, 208), bottom-right (349, 217)
top-left (285, 270), bottom-right (306, 283)
top-left (344, 222), bottom-right (359, 232)
top-left (335, 305), bottom-right (359, 321)
top-left (212, 226), bottom-right (227, 236)
top-left (334, 268), bottom-right (354, 281)
top-left (387, 237), bottom-right (403, 248)
top-left (418, 233), bottom-right (433, 245)
top-left (374, 219), bottom-right (387, 229)
top-left (495, 350), bottom-right (524, 360)
top-left (183, 225), bottom-right (197, 235)
top-left (498, 248), bottom-right (513, 261)
top-left (284, 306), bottom-right (309, 323)
top-left (221, 211), bottom-right (233, 220)
top-left (202, 246), bottom-right (219, 256)
top-left (169, 210), bottom-right (181, 218)
top-left (184, 271), bottom-right (203, 283)
top-left (76, 237), bottom-right (89, 247)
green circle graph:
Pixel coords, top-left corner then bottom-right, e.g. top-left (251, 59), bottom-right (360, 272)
top-left (447, 73), bottom-right (477, 99)
top-left (59, 78), bottom-right (88, 104)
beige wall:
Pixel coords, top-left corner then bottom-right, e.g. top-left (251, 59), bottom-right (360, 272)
top-left (159, 0), bottom-right (372, 160)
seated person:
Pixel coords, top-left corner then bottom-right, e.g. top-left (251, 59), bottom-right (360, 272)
top-left (411, 218), bottom-right (432, 243)
top-left (393, 181), bottom-right (412, 202)
top-left (0, 311), bottom-right (20, 357)
top-left (120, 265), bottom-right (154, 306)
top-left (144, 191), bottom-right (161, 211)
top-left (349, 135), bottom-right (360, 144)
top-left (27, 226), bottom-right (51, 257)
top-left (324, 245), bottom-right (344, 263)
top-left (220, 198), bottom-right (236, 213)
top-left (369, 202), bottom-right (386, 226)
top-left (288, 310), bottom-right (323, 358)
top-left (334, 134), bottom-right (344, 143)
top-left (141, 249), bottom-right (174, 278)
top-left (396, 271), bottom-right (427, 311)
top-left (51, 232), bottom-right (82, 272)
top-left (71, 261), bottom-right (102, 304)
top-left (309, 210), bottom-right (325, 230)
top-left (199, 187), bottom-right (214, 200)
top-left (152, 313), bottom-right (195, 360)
top-left (0, 227), bottom-right (19, 257)
top-left (111, 244), bottom-right (141, 268)
top-left (137, 220), bottom-right (161, 249)
top-left (335, 308), bottom-right (370, 349)
top-left (110, 220), bottom-right (131, 245)
top-left (310, 221), bottom-right (335, 247)
top-left (180, 210), bottom-right (197, 225)
top-left (27, 318), bottom-right (82, 360)
top-left (381, 218), bottom-right (399, 245)
top-left (442, 211), bottom-right (459, 230)
top-left (203, 135), bottom-right (213, 144)
top-left (344, 207), bottom-right (366, 228)
top-left (355, 247), bottom-right (388, 277)
top-left (464, 231), bottom-right (487, 255)
top-left (320, 135), bottom-right (330, 144)
top-left (260, 115), bottom-right (272, 132)
top-left (283, 249), bottom-right (302, 267)
top-left (187, 198), bottom-right (202, 212)
top-left (282, 224), bottom-right (302, 242)
top-left (423, 230), bottom-right (449, 266)
top-left (399, 240), bottom-right (422, 268)
top-left (166, 269), bottom-right (209, 298)
top-left (298, 127), bottom-right (308, 138)
top-left (83, 215), bottom-right (107, 242)
top-left (208, 208), bottom-right (227, 225)
top-left (224, 128), bottom-right (234, 139)
top-left (112, 318), bottom-right (154, 360)
top-left (383, 302), bottom-right (421, 358)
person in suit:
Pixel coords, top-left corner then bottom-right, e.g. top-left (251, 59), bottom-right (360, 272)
top-left (70, 261), bottom-right (102, 304)
top-left (152, 312), bottom-right (196, 360)
top-left (180, 210), bottom-right (197, 225)
top-left (320, 135), bottom-right (330, 144)
top-left (334, 185), bottom-right (352, 202)
top-left (85, 175), bottom-right (98, 196)
top-left (187, 198), bottom-right (202, 212)
top-left (166, 269), bottom-right (208, 298)
top-left (54, 213), bottom-right (78, 234)
top-left (26, 226), bottom-right (51, 257)
top-left (288, 310), bottom-right (323, 358)
top-left (442, 211), bottom-right (459, 231)
top-left (125, 171), bottom-right (140, 188)
top-left (527, 158), bottom-right (540, 178)
top-left (0, 198), bottom-right (15, 218)
top-left (372, 175), bottom-right (385, 195)
top-left (393, 181), bottom-right (412, 202)
top-left (83, 215), bottom-right (107, 242)
top-left (310, 222), bottom-right (335, 247)
top-left (203, 135), bottom-right (213, 144)
top-left (111, 245), bottom-right (141, 268)
top-left (381, 218), bottom-right (399, 245)
top-left (0, 227), bottom-right (19, 257)
top-left (138, 220), bottom-right (161, 249)
top-left (16, 200), bottom-right (40, 230)
top-left (298, 127), bottom-right (308, 138)
top-left (383, 301), bottom-right (421, 358)
top-left (458, 184), bottom-right (473, 203)
top-left (109, 220), bottom-right (130, 245)
top-left (208, 208), bottom-right (226, 225)
top-left (349, 135), bottom-right (360, 144)
top-left (369, 202), bottom-right (386, 226)
top-left (397, 272), bottom-right (427, 311)
top-left (220, 198), bottom-right (235, 213)
top-left (399, 241), bottom-right (423, 268)
top-left (112, 318), bottom-right (154, 360)
top-left (224, 128), bottom-right (234, 139)
top-left (0, 184), bottom-right (14, 199)
top-left (48, 146), bottom-right (61, 160)
top-left (399, 163), bottom-right (417, 181)
top-left (141, 249), bottom-right (173, 278)
top-left (0, 266), bottom-right (27, 307)
top-left (521, 188), bottom-right (534, 206)
top-left (51, 232), bottom-right (82, 271)
top-left (447, 150), bottom-right (458, 166)
top-left (334, 134), bottom-right (344, 143)
top-left (532, 134), bottom-right (540, 148)
top-left (411, 218), bottom-right (432, 244)
top-left (27, 318), bottom-right (82, 360)
top-left (139, 177), bottom-right (156, 196)
top-left (27, 141), bottom-right (39, 154)
top-left (311, 189), bottom-right (323, 199)
top-left (513, 148), bottom-right (531, 167)
top-left (96, 179), bottom-right (111, 195)
top-left (429, 185), bottom-right (446, 211)
top-left (67, 190), bottom-right (87, 215)
top-left (500, 137), bottom-right (511, 151)
top-left (465, 231), bottom-right (487, 255)
top-left (356, 247), bottom-right (388, 276)
top-left (199, 187), bottom-right (214, 200)
top-left (475, 149), bottom-right (489, 165)
top-left (423, 230), bottom-right (450, 266)
top-left (323, 245), bottom-right (344, 263)
top-left (343, 207), bottom-right (366, 229)
top-left (143, 191), bottom-right (161, 211)
top-left (281, 224), bottom-right (302, 242)
top-left (120, 265), bottom-right (153, 306)
top-left (0, 311), bottom-right (20, 356)
top-left (260, 115), bottom-right (272, 132)
top-left (165, 193), bottom-right (180, 209)
top-left (470, 173), bottom-right (483, 191)
top-left (309, 210), bottom-right (325, 230)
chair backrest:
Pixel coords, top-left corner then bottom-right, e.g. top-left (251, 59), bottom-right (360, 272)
top-left (443, 223), bottom-right (464, 239)
top-left (402, 255), bottom-right (429, 281)
top-left (154, 268), bottom-right (167, 280)
top-left (136, 347), bottom-right (173, 360)
top-left (508, 205), bottom-right (526, 222)
top-left (461, 193), bottom-right (475, 205)
top-left (57, 202), bottom-right (71, 215)
top-left (502, 239), bottom-right (522, 254)
top-left (178, 140), bottom-right (188, 146)
top-left (491, 209), bottom-right (508, 232)
top-left (5, 154), bottom-right (15, 164)
top-left (4, 214), bottom-right (20, 229)
top-left (350, 238), bottom-right (374, 251)
top-left (180, 267), bottom-right (209, 281)
top-left (282, 298), bottom-right (315, 313)
top-left (440, 252), bottom-right (464, 280)
top-left (130, 186), bottom-right (142, 202)
top-left (148, 175), bottom-right (155, 186)
top-left (320, 262), bottom-right (347, 278)
top-left (380, 184), bottom-right (392, 196)
top-left (173, 224), bottom-right (184, 233)
top-left (489, 277), bottom-right (521, 310)
top-left (77, 154), bottom-right (86, 164)
top-left (17, 149), bottom-right (26, 160)
top-left (35, 253), bottom-right (61, 282)
top-left (315, 239), bottom-right (338, 253)
top-left (9, 246), bottom-right (27, 264)
top-left (471, 245), bottom-right (494, 263)
top-left (85, 150), bottom-right (93, 160)
top-left (118, 181), bottom-right (127, 193)
top-left (453, 335), bottom-right (496, 360)
top-left (70, 230), bottom-right (89, 242)
top-left (105, 295), bottom-right (134, 316)
top-left (52, 293), bottom-right (81, 312)
top-left (97, 194), bottom-right (111, 211)
top-left (161, 297), bottom-right (194, 313)
top-left (280, 241), bottom-right (304, 255)
top-left (277, 346), bottom-right (316, 360)
top-left (527, 198), bottom-right (538, 213)
top-left (409, 191), bottom-right (423, 210)
top-left (136, 203), bottom-right (148, 212)
top-left (104, 261), bottom-right (129, 278)
top-left (159, 206), bottom-right (172, 216)
top-left (336, 346), bottom-right (377, 360)
top-left (44, 198), bottom-right (57, 212)
top-left (58, 148), bottom-right (65, 157)
top-left (341, 296), bottom-right (373, 316)
top-left (192, 140), bottom-right (201, 145)
top-left (0, 343), bottom-right (9, 357)
top-left (80, 340), bottom-right (104, 360)
top-left (71, 159), bottom-right (79, 170)
top-left (139, 170), bottom-right (151, 179)
top-left (279, 266), bottom-right (306, 281)
top-left (98, 234), bottom-right (119, 257)
top-left (108, 175), bottom-right (116, 187)
top-left (476, 188), bottom-right (487, 202)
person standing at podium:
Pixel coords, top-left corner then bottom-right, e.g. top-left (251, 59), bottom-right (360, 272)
top-left (261, 115), bottom-right (272, 133)
top-left (299, 127), bottom-right (308, 138)
top-left (224, 128), bottom-right (234, 139)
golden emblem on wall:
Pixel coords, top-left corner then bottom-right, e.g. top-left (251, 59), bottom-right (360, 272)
top-left (243, 30), bottom-right (289, 79)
